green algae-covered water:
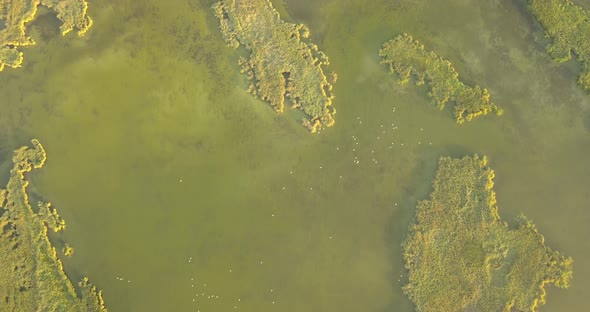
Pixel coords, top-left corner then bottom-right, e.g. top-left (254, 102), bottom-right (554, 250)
top-left (1, 0), bottom-right (589, 311)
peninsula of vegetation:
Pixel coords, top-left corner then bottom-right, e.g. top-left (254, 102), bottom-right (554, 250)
top-left (0, 0), bottom-right (93, 72)
top-left (402, 155), bottom-right (572, 312)
top-left (0, 140), bottom-right (107, 311)
top-left (379, 34), bottom-right (502, 123)
top-left (528, 0), bottom-right (590, 92)
top-left (212, 0), bottom-right (336, 133)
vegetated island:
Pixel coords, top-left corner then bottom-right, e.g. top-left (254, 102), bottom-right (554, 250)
top-left (402, 155), bottom-right (572, 312)
top-left (212, 0), bottom-right (336, 133)
top-left (379, 34), bottom-right (503, 123)
top-left (0, 139), bottom-right (107, 311)
top-left (0, 0), bottom-right (93, 72)
top-left (527, 0), bottom-right (590, 92)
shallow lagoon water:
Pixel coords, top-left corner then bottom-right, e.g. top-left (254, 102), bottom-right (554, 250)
top-left (0, 0), bottom-right (589, 311)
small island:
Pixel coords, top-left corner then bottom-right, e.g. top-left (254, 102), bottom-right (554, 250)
top-left (527, 0), bottom-right (590, 92)
top-left (0, 0), bottom-right (93, 72)
top-left (212, 0), bottom-right (336, 133)
top-left (402, 155), bottom-right (572, 312)
top-left (0, 139), bottom-right (107, 311)
top-left (379, 34), bottom-right (502, 123)
top-left (63, 243), bottom-right (74, 256)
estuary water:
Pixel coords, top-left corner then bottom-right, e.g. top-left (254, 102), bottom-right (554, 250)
top-left (0, 0), bottom-right (589, 311)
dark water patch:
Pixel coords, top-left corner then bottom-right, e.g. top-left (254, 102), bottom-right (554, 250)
top-left (28, 8), bottom-right (61, 44)
top-left (381, 151), bottom-right (439, 312)
top-left (511, 0), bottom-right (544, 35)
top-left (583, 111), bottom-right (590, 132)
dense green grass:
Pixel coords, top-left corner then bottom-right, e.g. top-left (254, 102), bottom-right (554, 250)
top-left (0, 140), bottom-right (106, 312)
top-left (380, 34), bottom-right (503, 123)
top-left (0, 0), bottom-right (92, 71)
top-left (528, 0), bottom-right (590, 92)
top-left (403, 155), bottom-right (572, 312)
top-left (212, 0), bottom-right (336, 133)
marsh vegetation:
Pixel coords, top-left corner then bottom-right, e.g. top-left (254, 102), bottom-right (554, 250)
top-left (380, 34), bottom-right (503, 123)
top-left (213, 0), bottom-right (336, 133)
top-left (402, 155), bottom-right (572, 312)
top-left (528, 0), bottom-right (590, 92)
top-left (0, 140), bottom-right (106, 312)
top-left (0, 0), bottom-right (92, 71)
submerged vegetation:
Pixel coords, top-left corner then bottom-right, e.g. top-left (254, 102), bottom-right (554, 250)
top-left (0, 0), bottom-right (93, 72)
top-left (0, 140), bottom-right (106, 311)
top-left (402, 155), bottom-right (572, 312)
top-left (527, 0), bottom-right (590, 92)
top-left (379, 34), bottom-right (502, 123)
top-left (212, 0), bottom-right (336, 133)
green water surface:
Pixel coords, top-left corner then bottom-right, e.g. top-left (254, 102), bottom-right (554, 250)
top-left (0, 0), bottom-right (588, 311)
